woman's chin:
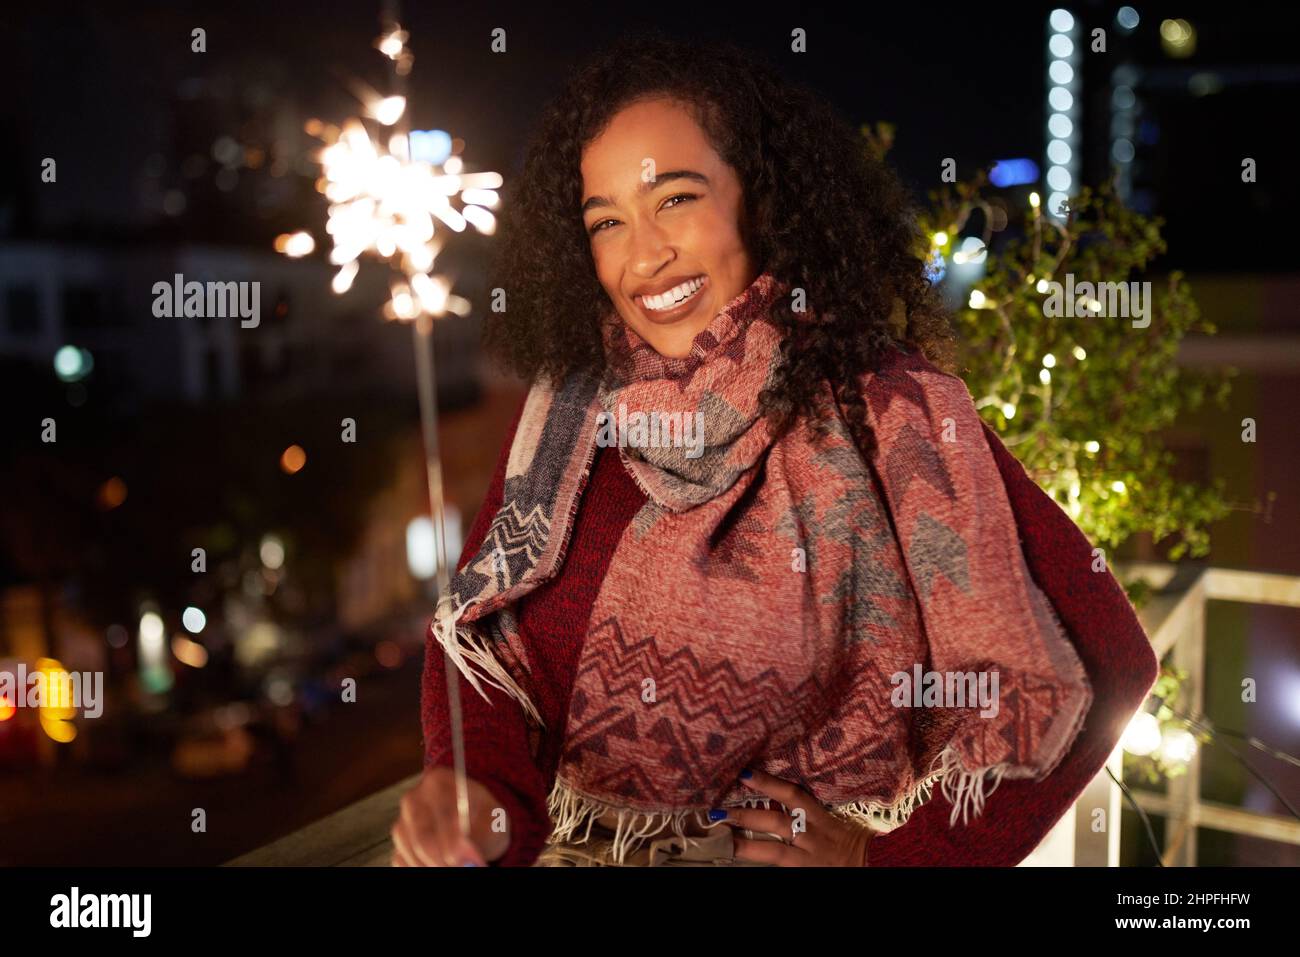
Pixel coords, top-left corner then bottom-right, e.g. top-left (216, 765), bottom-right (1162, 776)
top-left (624, 300), bottom-right (716, 356)
top-left (627, 321), bottom-right (707, 358)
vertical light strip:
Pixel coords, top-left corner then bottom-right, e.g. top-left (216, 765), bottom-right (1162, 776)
top-left (1045, 8), bottom-right (1081, 220)
top-left (1111, 7), bottom-right (1142, 204)
top-left (1110, 64), bottom-right (1140, 204)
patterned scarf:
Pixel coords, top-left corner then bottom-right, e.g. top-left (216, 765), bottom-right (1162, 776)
top-left (432, 271), bottom-right (1093, 863)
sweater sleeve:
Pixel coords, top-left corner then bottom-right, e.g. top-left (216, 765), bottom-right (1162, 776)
top-left (865, 420), bottom-right (1158, 866)
top-left (420, 393), bottom-right (554, 867)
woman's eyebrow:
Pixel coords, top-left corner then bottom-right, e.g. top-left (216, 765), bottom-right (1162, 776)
top-left (581, 170), bottom-right (711, 216)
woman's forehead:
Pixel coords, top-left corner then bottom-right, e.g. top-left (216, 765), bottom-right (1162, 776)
top-left (581, 100), bottom-right (721, 194)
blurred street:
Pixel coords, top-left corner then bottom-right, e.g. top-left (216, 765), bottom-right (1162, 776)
top-left (1, 662), bottom-right (422, 866)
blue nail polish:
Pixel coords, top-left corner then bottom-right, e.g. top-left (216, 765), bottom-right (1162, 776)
top-left (739, 768), bottom-right (753, 779)
top-left (461, 861), bottom-right (478, 867)
top-left (708, 808), bottom-right (728, 821)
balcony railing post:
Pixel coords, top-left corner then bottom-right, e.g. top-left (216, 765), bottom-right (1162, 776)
top-left (1165, 590), bottom-right (1206, 865)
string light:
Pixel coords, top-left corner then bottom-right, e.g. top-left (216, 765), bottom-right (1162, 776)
top-left (1121, 712), bottom-right (1162, 756)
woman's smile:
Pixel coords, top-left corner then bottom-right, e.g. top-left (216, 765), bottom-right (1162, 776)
top-left (633, 274), bottom-right (709, 325)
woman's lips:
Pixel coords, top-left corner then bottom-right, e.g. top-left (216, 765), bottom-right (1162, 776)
top-left (634, 275), bottom-right (708, 324)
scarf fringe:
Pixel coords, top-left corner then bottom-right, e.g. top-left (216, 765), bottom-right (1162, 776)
top-left (543, 744), bottom-right (1011, 864)
top-left (934, 744), bottom-right (1011, 827)
top-left (826, 778), bottom-right (939, 832)
top-left (545, 777), bottom-right (744, 866)
top-left (827, 746), bottom-right (1012, 831)
top-left (430, 597), bottom-right (544, 728)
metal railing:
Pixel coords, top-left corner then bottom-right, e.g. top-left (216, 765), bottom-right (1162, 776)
top-left (1069, 563), bottom-right (1300, 866)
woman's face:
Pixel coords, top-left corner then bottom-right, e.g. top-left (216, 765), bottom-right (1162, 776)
top-left (580, 96), bottom-right (758, 358)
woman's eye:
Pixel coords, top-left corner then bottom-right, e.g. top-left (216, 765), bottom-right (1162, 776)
top-left (588, 195), bottom-right (695, 235)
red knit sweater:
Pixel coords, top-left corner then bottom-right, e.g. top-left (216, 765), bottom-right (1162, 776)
top-left (422, 396), bottom-right (1158, 866)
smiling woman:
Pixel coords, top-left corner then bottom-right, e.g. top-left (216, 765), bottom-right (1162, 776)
top-left (482, 31), bottom-right (956, 457)
top-left (395, 30), bottom-right (1157, 869)
top-left (578, 99), bottom-right (756, 358)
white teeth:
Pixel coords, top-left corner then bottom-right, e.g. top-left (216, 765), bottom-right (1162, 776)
top-left (641, 277), bottom-right (704, 312)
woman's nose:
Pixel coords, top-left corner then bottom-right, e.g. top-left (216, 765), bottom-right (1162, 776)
top-left (628, 221), bottom-right (675, 273)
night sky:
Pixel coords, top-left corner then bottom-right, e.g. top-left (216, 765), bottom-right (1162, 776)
top-left (3, 0), bottom-right (1297, 269)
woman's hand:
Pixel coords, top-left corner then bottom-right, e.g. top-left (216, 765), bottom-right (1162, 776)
top-left (391, 766), bottom-right (511, 867)
top-left (721, 768), bottom-right (876, 867)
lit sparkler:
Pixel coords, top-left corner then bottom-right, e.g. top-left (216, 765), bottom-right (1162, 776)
top-left (277, 13), bottom-right (498, 852)
top-left (285, 83), bottom-right (500, 318)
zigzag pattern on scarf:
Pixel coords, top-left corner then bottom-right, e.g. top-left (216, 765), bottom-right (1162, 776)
top-left (467, 500), bottom-right (552, 590)
top-left (556, 616), bottom-right (911, 806)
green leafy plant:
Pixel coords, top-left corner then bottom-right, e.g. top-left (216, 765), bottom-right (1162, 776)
top-left (866, 123), bottom-right (1234, 573)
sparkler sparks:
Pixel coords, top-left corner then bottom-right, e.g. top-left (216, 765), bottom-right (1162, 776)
top-left (280, 31), bottom-right (500, 323)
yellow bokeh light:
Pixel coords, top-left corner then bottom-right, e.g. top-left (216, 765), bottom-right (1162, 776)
top-left (36, 658), bottom-right (77, 743)
top-left (280, 445), bottom-right (307, 474)
top-left (1160, 18), bottom-right (1196, 57)
top-left (41, 715), bottom-right (77, 742)
top-left (98, 476), bottom-right (127, 510)
top-left (171, 635), bottom-right (210, 669)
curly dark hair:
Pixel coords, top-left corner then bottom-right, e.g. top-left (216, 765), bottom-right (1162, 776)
top-left (485, 29), bottom-right (956, 455)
